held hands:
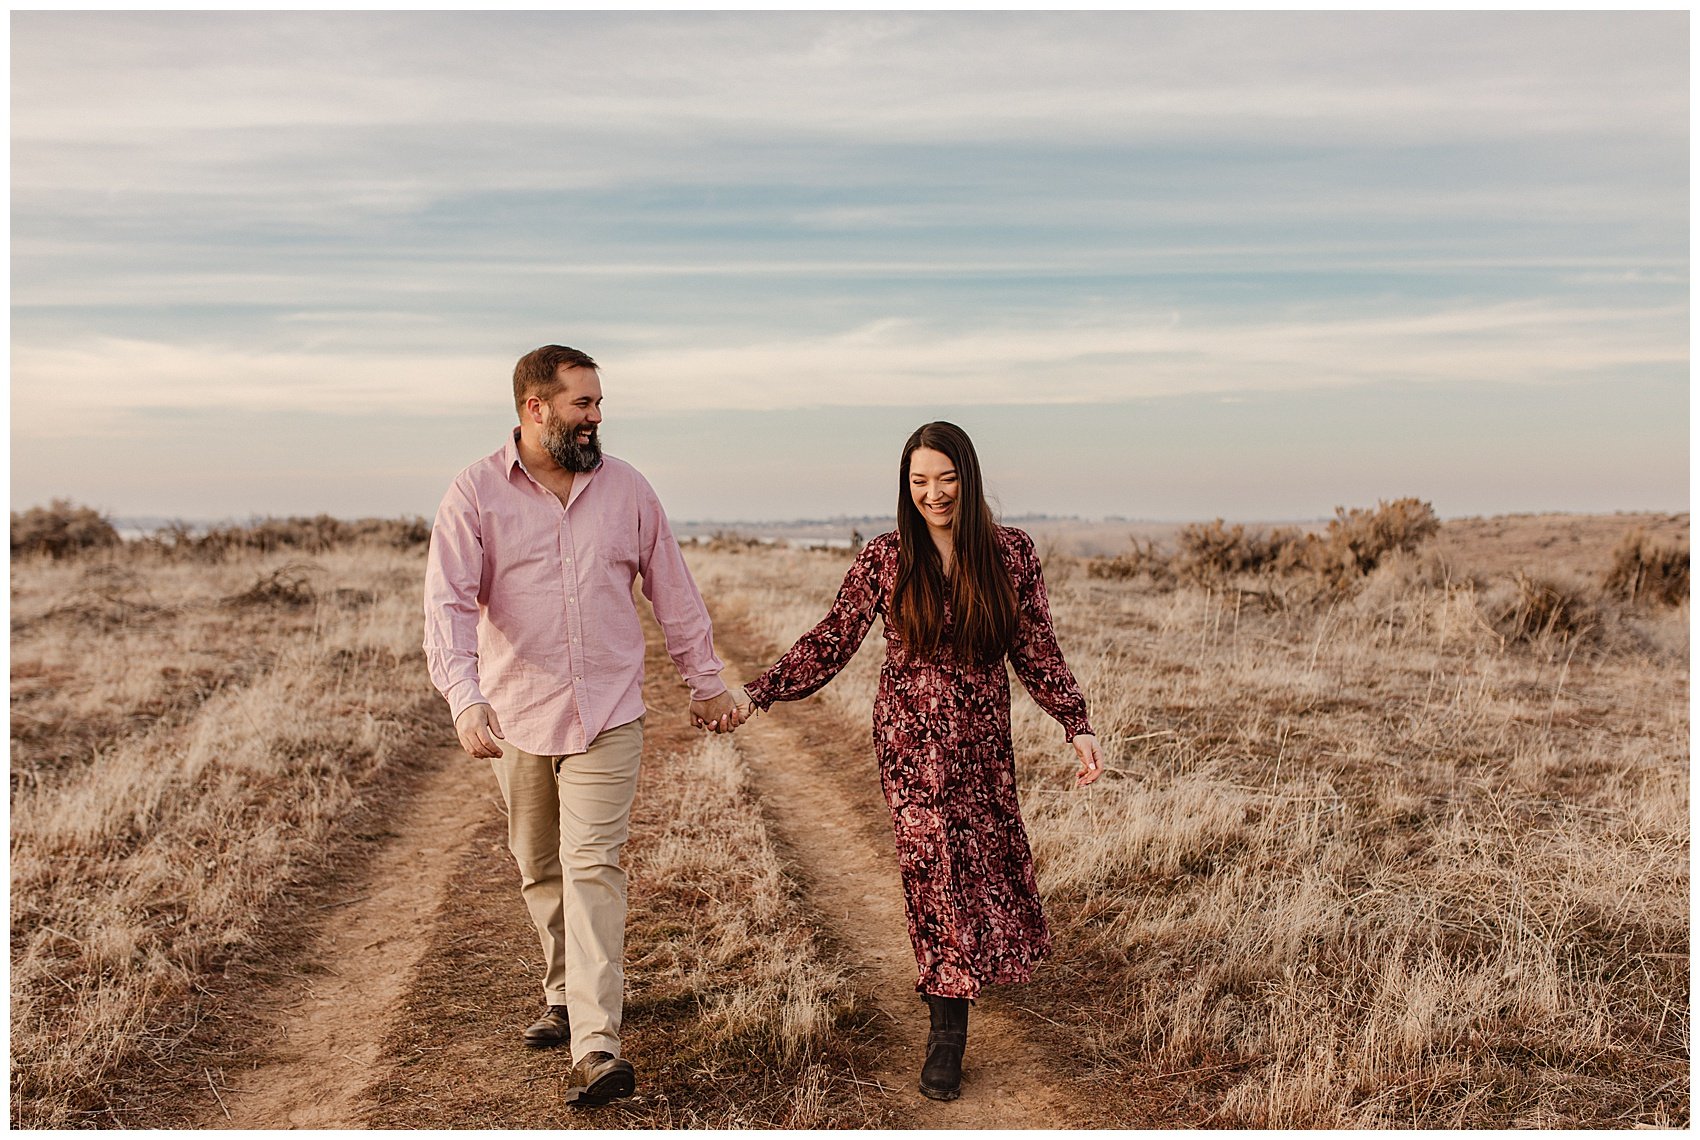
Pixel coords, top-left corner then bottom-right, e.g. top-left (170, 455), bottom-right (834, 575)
top-left (1072, 733), bottom-right (1103, 788)
top-left (691, 686), bottom-right (755, 735)
top-left (457, 691), bottom-right (750, 754)
top-left (455, 703), bottom-right (506, 759)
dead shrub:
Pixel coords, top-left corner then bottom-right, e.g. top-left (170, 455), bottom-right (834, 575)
top-left (1036, 536), bottom-right (1080, 586)
top-left (1088, 538), bottom-right (1176, 586)
top-left (144, 521), bottom-right (203, 556)
top-left (241, 516), bottom-right (345, 553)
top-left (1310, 498), bottom-right (1440, 587)
top-left (1175, 521), bottom-right (1308, 583)
top-left (11, 500), bottom-right (121, 559)
top-left (1488, 572), bottom-right (1599, 646)
top-left (347, 516), bottom-right (432, 549)
top-left (36, 590), bottom-right (167, 632)
top-left (1086, 501), bottom-right (1440, 600)
top-left (223, 564), bottom-right (318, 609)
top-left (698, 530), bottom-right (769, 553)
top-left (1602, 529), bottom-right (1689, 607)
top-left (146, 515), bottom-right (431, 561)
top-left (1350, 548), bottom-right (1463, 603)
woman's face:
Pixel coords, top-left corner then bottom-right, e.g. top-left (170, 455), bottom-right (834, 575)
top-left (908, 447), bottom-right (959, 533)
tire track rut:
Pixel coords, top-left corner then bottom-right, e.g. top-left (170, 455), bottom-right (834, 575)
top-left (198, 748), bottom-right (493, 1128)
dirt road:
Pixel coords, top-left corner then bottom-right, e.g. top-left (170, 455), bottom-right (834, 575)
top-left (190, 608), bottom-right (1106, 1128)
top-left (197, 749), bottom-right (495, 1128)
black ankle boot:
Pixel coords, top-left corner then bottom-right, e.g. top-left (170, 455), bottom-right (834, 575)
top-left (919, 994), bottom-right (969, 1101)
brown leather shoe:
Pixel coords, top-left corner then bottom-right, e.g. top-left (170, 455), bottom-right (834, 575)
top-left (564, 1050), bottom-right (636, 1107)
top-left (521, 1005), bottom-right (571, 1048)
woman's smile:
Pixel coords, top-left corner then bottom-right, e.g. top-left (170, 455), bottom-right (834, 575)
top-left (909, 447), bottom-right (960, 532)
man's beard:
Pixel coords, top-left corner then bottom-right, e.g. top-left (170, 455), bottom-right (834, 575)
top-left (543, 420), bottom-right (602, 473)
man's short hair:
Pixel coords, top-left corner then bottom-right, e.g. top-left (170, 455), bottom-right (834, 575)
top-left (513, 345), bottom-right (599, 416)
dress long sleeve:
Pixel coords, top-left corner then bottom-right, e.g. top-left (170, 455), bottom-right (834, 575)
top-left (1006, 530), bottom-right (1094, 740)
top-left (743, 538), bottom-right (888, 710)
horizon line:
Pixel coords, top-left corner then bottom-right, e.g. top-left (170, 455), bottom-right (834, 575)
top-left (80, 505), bottom-right (1692, 534)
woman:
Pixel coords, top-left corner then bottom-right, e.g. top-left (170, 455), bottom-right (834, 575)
top-left (731, 421), bottom-right (1103, 1102)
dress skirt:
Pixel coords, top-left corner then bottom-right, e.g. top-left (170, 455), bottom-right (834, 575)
top-left (743, 527), bottom-right (1093, 999)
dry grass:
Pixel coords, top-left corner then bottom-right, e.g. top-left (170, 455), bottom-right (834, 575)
top-left (685, 511), bottom-right (1689, 1128)
top-left (9, 536), bottom-right (440, 1128)
top-left (617, 733), bottom-right (880, 1128)
top-left (13, 508), bottom-right (1685, 1128)
top-left (12, 523), bottom-right (879, 1129)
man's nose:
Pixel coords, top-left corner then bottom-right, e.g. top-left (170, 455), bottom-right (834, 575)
top-left (587, 407), bottom-right (603, 424)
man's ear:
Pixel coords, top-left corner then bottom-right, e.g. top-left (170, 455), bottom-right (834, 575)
top-left (523, 395), bottom-right (546, 425)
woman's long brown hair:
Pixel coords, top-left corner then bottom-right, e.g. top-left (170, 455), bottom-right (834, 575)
top-left (889, 422), bottom-right (1017, 664)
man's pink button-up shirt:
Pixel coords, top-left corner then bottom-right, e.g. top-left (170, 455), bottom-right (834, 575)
top-left (423, 432), bottom-right (725, 757)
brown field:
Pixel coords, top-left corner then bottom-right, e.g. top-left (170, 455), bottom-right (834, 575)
top-left (9, 509), bottom-right (1689, 1127)
top-left (9, 537), bottom-right (443, 1126)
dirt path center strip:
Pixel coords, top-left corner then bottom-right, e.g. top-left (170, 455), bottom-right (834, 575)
top-left (201, 748), bottom-right (494, 1128)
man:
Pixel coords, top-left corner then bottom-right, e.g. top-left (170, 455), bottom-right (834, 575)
top-left (423, 345), bottom-right (738, 1107)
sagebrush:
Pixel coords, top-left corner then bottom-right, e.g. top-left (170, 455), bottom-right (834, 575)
top-left (1602, 528), bottom-right (1689, 607)
top-left (1094, 498), bottom-right (1442, 598)
top-left (11, 499), bottom-right (121, 557)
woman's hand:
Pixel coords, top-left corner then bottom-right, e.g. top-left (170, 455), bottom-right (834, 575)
top-left (1071, 734), bottom-right (1103, 788)
top-left (730, 685), bottom-right (754, 728)
top-left (692, 686), bottom-right (757, 734)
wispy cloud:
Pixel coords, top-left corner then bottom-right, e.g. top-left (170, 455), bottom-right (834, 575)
top-left (9, 11), bottom-right (1687, 517)
top-left (13, 13), bottom-right (1685, 223)
top-left (16, 13), bottom-right (1684, 145)
top-left (16, 299), bottom-right (1682, 439)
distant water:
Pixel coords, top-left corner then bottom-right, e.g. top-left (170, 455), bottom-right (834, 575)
top-left (108, 517), bottom-right (866, 550)
top-left (781, 536), bottom-right (856, 549)
top-left (112, 518), bottom-right (184, 541)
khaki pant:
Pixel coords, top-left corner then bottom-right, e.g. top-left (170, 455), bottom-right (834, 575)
top-left (490, 717), bottom-right (644, 1061)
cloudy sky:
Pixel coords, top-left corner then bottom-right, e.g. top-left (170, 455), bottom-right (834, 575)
top-left (11, 11), bottom-right (1688, 523)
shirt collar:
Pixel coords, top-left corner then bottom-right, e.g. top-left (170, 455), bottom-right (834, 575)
top-left (505, 426), bottom-right (604, 491)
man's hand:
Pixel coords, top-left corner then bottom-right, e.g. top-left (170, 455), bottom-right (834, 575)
top-left (691, 690), bottom-right (740, 734)
top-left (1072, 733), bottom-right (1104, 788)
top-left (455, 703), bottom-right (506, 759)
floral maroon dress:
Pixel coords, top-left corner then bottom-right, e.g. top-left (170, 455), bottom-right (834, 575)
top-left (742, 526), bottom-right (1093, 999)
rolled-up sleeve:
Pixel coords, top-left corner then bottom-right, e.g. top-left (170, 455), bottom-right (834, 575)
top-left (423, 476), bottom-right (488, 720)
